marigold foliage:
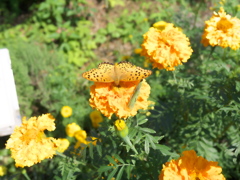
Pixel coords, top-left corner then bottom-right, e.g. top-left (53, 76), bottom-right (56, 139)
top-left (89, 79), bottom-right (151, 119)
top-left (61, 106), bottom-right (73, 118)
top-left (141, 24), bottom-right (193, 71)
top-left (5, 114), bottom-right (60, 167)
top-left (159, 150), bottom-right (226, 180)
top-left (201, 7), bottom-right (240, 50)
top-left (65, 123), bottom-right (81, 137)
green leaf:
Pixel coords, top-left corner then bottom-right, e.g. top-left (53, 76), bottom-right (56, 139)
top-left (107, 166), bottom-right (119, 180)
top-left (98, 166), bottom-right (113, 173)
top-left (115, 166), bottom-right (125, 180)
top-left (113, 154), bottom-right (124, 164)
top-left (144, 137), bottom-right (150, 154)
top-left (137, 118), bottom-right (148, 125)
top-left (96, 144), bottom-right (102, 156)
top-left (146, 134), bottom-right (156, 149)
top-left (126, 165), bottom-right (133, 179)
top-left (106, 155), bottom-right (117, 165)
top-left (140, 127), bottom-right (156, 134)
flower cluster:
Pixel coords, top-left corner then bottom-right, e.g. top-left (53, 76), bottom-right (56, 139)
top-left (159, 150), bottom-right (226, 180)
top-left (65, 123), bottom-right (97, 149)
top-left (141, 23), bottom-right (193, 71)
top-left (89, 80), bottom-right (151, 119)
top-left (5, 114), bottom-right (60, 167)
top-left (201, 7), bottom-right (240, 50)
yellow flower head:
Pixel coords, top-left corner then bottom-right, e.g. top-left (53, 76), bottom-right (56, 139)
top-left (57, 138), bottom-right (70, 153)
top-left (159, 150), bottom-right (226, 180)
top-left (114, 119), bottom-right (127, 131)
top-left (153, 21), bottom-right (173, 31)
top-left (201, 7), bottom-right (240, 50)
top-left (61, 106), bottom-right (72, 118)
top-left (89, 79), bottom-right (151, 119)
top-left (90, 110), bottom-right (103, 128)
top-left (0, 166), bottom-right (7, 176)
top-left (134, 48), bottom-right (142, 54)
top-left (66, 123), bottom-right (81, 137)
top-left (5, 114), bottom-right (60, 167)
top-left (141, 24), bottom-right (193, 71)
top-left (74, 130), bottom-right (87, 143)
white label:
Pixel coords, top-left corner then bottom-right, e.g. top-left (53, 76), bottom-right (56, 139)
top-left (0, 49), bottom-right (21, 136)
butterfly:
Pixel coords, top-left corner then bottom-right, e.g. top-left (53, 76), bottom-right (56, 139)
top-left (82, 61), bottom-right (152, 85)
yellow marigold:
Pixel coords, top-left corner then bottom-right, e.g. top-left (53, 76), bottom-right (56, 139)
top-left (0, 166), bottom-right (7, 176)
top-left (66, 123), bottom-right (81, 137)
top-left (114, 119), bottom-right (128, 138)
top-left (201, 7), bottom-right (240, 50)
top-left (61, 106), bottom-right (72, 118)
top-left (89, 79), bottom-right (151, 119)
top-left (141, 25), bottom-right (193, 71)
top-left (159, 150), bottom-right (226, 180)
top-left (5, 114), bottom-right (60, 167)
top-left (74, 130), bottom-right (87, 144)
top-left (153, 21), bottom-right (173, 31)
top-left (57, 138), bottom-right (70, 153)
top-left (90, 110), bottom-right (103, 128)
top-left (134, 48), bottom-right (142, 54)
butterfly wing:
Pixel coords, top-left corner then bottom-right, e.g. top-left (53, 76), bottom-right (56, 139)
top-left (115, 61), bottom-right (152, 82)
top-left (82, 62), bottom-right (115, 83)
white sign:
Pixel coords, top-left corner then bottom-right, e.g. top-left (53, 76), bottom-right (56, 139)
top-left (0, 49), bottom-right (21, 136)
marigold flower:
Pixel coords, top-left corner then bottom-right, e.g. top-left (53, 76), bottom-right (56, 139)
top-left (0, 166), bottom-right (7, 176)
top-left (201, 7), bottom-right (240, 50)
top-left (134, 48), bottom-right (142, 54)
top-left (61, 106), bottom-right (72, 118)
top-left (153, 21), bottom-right (173, 30)
top-left (89, 79), bottom-right (151, 119)
top-left (65, 123), bottom-right (81, 137)
top-left (114, 119), bottom-right (128, 138)
top-left (74, 130), bottom-right (87, 144)
top-left (57, 138), bottom-right (70, 153)
top-left (159, 150), bottom-right (226, 180)
top-left (90, 110), bottom-right (103, 128)
top-left (5, 114), bottom-right (60, 167)
top-left (141, 24), bottom-right (193, 71)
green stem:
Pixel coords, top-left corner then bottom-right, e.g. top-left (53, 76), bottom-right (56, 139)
top-left (207, 46), bottom-right (216, 61)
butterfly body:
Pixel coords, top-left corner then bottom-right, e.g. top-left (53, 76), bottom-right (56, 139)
top-left (82, 61), bottom-right (152, 85)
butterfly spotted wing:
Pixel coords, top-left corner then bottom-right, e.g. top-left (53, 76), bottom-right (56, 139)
top-left (115, 61), bottom-right (152, 82)
top-left (82, 62), bottom-right (115, 83)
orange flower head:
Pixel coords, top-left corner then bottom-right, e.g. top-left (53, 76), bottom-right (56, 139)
top-left (159, 150), bottom-right (226, 180)
top-left (89, 79), bottom-right (151, 119)
top-left (141, 24), bottom-right (193, 71)
top-left (201, 7), bottom-right (240, 50)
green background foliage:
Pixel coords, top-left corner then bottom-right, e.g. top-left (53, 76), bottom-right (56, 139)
top-left (0, 0), bottom-right (240, 179)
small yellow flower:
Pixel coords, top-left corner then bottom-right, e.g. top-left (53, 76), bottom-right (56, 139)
top-left (201, 7), bottom-right (240, 50)
top-left (134, 48), bottom-right (142, 54)
top-left (141, 24), bottom-right (193, 71)
top-left (153, 21), bottom-right (172, 30)
top-left (61, 106), bottom-right (72, 118)
top-left (121, 55), bottom-right (131, 60)
top-left (129, 34), bottom-right (133, 39)
top-left (159, 150), bottom-right (226, 180)
top-left (90, 110), bottom-right (103, 128)
top-left (5, 114), bottom-right (60, 167)
top-left (114, 120), bottom-right (128, 138)
top-left (74, 130), bottom-right (87, 144)
top-left (66, 123), bottom-right (81, 137)
top-left (57, 138), bottom-right (70, 153)
top-left (0, 166), bottom-right (7, 176)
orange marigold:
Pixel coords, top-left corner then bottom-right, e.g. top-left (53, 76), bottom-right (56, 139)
top-left (201, 7), bottom-right (240, 50)
top-left (159, 150), bottom-right (226, 180)
top-left (141, 24), bottom-right (193, 71)
top-left (89, 79), bottom-right (150, 119)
